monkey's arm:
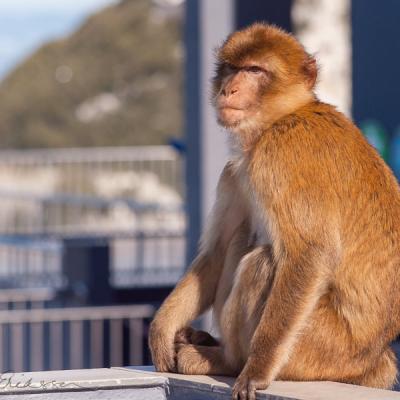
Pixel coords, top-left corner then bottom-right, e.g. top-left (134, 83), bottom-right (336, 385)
top-left (149, 162), bottom-right (245, 372)
top-left (149, 251), bottom-right (223, 372)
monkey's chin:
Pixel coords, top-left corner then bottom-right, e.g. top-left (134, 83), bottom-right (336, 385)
top-left (217, 117), bottom-right (242, 130)
top-left (217, 108), bottom-right (245, 130)
top-left (218, 113), bottom-right (259, 138)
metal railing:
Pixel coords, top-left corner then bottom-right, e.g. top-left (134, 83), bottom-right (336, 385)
top-left (0, 146), bottom-right (182, 372)
top-left (111, 232), bottom-right (185, 287)
top-left (0, 146), bottom-right (182, 194)
top-left (0, 189), bottom-right (185, 235)
top-left (0, 288), bottom-right (56, 310)
top-left (0, 304), bottom-right (154, 372)
top-left (0, 238), bottom-right (63, 289)
top-left (0, 145), bottom-right (186, 288)
top-left (0, 232), bottom-right (185, 289)
top-left (0, 145), bottom-right (184, 236)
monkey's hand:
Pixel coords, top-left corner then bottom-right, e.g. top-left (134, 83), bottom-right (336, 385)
top-left (232, 366), bottom-right (270, 400)
top-left (175, 326), bottom-right (220, 347)
top-left (148, 322), bottom-right (176, 372)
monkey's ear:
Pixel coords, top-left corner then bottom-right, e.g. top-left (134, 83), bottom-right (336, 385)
top-left (303, 56), bottom-right (318, 89)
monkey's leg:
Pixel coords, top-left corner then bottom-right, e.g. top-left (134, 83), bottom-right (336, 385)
top-left (175, 344), bottom-right (237, 376)
top-left (174, 245), bottom-right (276, 377)
top-left (224, 244), bottom-right (397, 390)
top-left (357, 347), bottom-right (398, 389)
top-left (279, 340), bottom-right (397, 389)
top-left (220, 245), bottom-right (276, 369)
top-left (277, 309), bottom-right (398, 389)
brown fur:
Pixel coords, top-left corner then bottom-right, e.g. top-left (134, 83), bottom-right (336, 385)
top-left (149, 23), bottom-right (400, 400)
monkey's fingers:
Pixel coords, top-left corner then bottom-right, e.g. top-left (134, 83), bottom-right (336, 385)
top-left (192, 330), bottom-right (220, 346)
top-left (232, 373), bottom-right (268, 400)
top-left (152, 348), bottom-right (176, 373)
top-left (149, 328), bottom-right (176, 372)
top-left (174, 327), bottom-right (195, 345)
top-left (175, 326), bottom-right (220, 347)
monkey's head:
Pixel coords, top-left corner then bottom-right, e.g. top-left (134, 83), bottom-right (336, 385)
top-left (213, 23), bottom-right (317, 138)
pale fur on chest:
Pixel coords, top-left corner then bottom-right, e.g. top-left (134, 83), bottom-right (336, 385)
top-left (233, 157), bottom-right (272, 247)
top-left (212, 156), bottom-right (272, 335)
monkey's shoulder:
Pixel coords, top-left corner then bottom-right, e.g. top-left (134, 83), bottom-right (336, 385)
top-left (248, 102), bottom-right (365, 190)
top-left (256, 101), bottom-right (361, 160)
top-left (270, 102), bottom-right (353, 138)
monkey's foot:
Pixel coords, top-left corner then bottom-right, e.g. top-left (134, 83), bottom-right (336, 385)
top-left (174, 326), bottom-right (219, 347)
top-left (232, 372), bottom-right (269, 400)
top-left (175, 343), bottom-right (236, 376)
top-left (175, 344), bottom-right (210, 375)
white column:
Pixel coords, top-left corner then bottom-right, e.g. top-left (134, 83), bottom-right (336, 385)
top-left (292, 0), bottom-right (352, 116)
top-left (198, 0), bottom-right (234, 333)
top-left (199, 0), bottom-right (233, 224)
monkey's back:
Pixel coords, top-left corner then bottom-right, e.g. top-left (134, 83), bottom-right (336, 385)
top-left (289, 102), bottom-right (400, 344)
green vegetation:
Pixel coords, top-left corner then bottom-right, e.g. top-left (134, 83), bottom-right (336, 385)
top-left (0, 0), bottom-right (183, 148)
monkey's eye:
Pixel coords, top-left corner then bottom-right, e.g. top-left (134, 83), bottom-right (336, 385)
top-left (224, 64), bottom-right (238, 75)
top-left (245, 66), bottom-right (264, 74)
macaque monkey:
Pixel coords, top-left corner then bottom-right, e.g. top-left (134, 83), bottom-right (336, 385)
top-left (149, 23), bottom-right (400, 400)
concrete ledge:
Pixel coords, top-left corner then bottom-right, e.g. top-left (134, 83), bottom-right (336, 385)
top-left (133, 367), bottom-right (400, 400)
top-left (0, 366), bottom-right (398, 399)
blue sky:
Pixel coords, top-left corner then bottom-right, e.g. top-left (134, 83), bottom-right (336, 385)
top-left (0, 0), bottom-right (116, 79)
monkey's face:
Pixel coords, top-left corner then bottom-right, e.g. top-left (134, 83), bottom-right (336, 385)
top-left (213, 23), bottom-right (317, 137)
top-left (215, 63), bottom-right (271, 130)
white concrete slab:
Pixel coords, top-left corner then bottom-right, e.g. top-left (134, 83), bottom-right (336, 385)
top-left (0, 368), bottom-right (167, 395)
top-left (0, 366), bottom-right (399, 399)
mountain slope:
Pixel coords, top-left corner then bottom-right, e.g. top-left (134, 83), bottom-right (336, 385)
top-left (0, 0), bottom-right (183, 148)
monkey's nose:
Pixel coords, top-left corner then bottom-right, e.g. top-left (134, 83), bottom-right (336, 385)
top-left (221, 88), bottom-right (238, 97)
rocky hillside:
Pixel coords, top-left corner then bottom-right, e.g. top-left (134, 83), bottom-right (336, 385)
top-left (0, 0), bottom-right (183, 148)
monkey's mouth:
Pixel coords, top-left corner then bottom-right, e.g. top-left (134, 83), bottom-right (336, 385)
top-left (217, 107), bottom-right (245, 116)
top-left (217, 108), bottom-right (246, 129)
top-left (218, 106), bottom-right (243, 111)
top-left (217, 106), bottom-right (246, 124)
